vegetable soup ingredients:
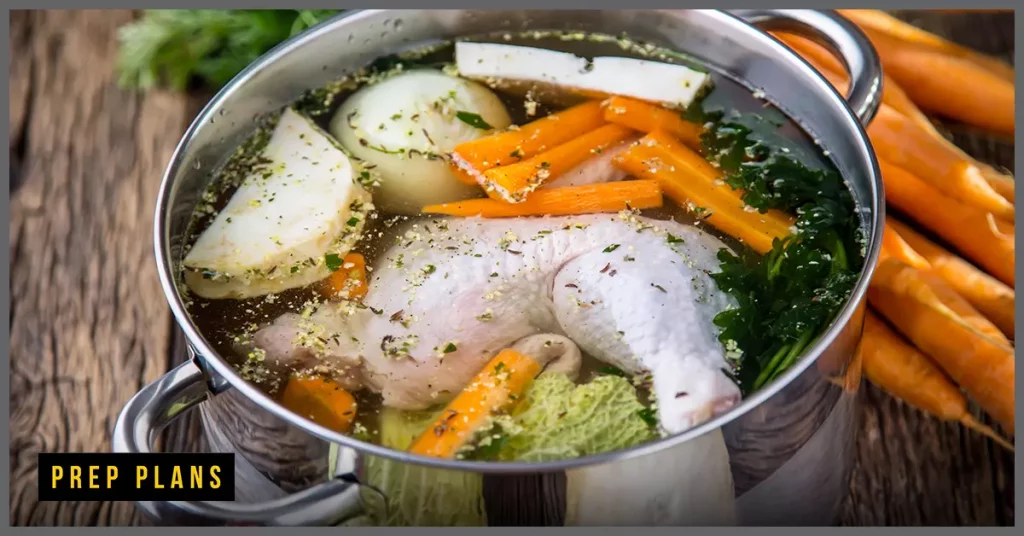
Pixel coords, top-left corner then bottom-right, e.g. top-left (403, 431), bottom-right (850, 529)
top-left (880, 159), bottom-right (1015, 287)
top-left (183, 108), bottom-right (373, 300)
top-left (602, 95), bottom-right (705, 150)
top-left (879, 220), bottom-right (931, 271)
top-left (116, 10), bottom-right (342, 91)
top-left (454, 42), bottom-right (713, 109)
top-left (836, 9), bottom-right (1016, 82)
top-left (859, 311), bottom-right (1013, 451)
top-left (614, 129), bottom-right (795, 255)
top-left (330, 70), bottom-right (513, 214)
top-left (472, 372), bottom-right (656, 462)
top-left (279, 376), bottom-right (357, 433)
top-left (320, 252), bottom-right (369, 301)
top-left (888, 218), bottom-right (1015, 339)
top-left (422, 180), bottom-right (663, 218)
top-left (352, 408), bottom-right (488, 526)
top-left (856, 25), bottom-right (1015, 136)
top-left (481, 124), bottom-right (635, 202)
top-left (868, 259), bottom-right (1016, 436)
top-left (408, 348), bottom-right (543, 459)
top-left (449, 100), bottom-right (607, 185)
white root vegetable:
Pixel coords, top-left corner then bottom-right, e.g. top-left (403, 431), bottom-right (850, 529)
top-left (183, 108), bottom-right (372, 300)
top-left (331, 69), bottom-right (512, 215)
top-left (455, 42), bottom-right (712, 109)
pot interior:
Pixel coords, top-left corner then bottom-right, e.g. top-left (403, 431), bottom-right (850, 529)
top-left (156, 9), bottom-right (881, 474)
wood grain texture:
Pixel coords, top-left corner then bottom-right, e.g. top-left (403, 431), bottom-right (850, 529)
top-left (8, 9), bottom-right (192, 527)
top-left (6, 9), bottom-right (1015, 527)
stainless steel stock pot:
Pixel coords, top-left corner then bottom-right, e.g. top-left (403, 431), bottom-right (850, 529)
top-left (113, 8), bottom-right (885, 527)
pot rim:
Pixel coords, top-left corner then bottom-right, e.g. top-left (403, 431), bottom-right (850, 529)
top-left (153, 8), bottom-right (884, 474)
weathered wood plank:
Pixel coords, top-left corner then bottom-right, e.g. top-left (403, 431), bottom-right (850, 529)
top-left (8, 9), bottom-right (191, 527)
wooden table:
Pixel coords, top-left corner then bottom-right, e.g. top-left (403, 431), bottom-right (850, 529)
top-left (8, 9), bottom-right (1015, 527)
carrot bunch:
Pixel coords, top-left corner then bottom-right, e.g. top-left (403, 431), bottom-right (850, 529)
top-left (773, 11), bottom-right (1015, 448)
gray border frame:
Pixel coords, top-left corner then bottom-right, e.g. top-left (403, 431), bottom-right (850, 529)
top-left (3, 1), bottom-right (1019, 530)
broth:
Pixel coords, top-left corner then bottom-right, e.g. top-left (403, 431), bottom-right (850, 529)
top-left (180, 30), bottom-right (862, 459)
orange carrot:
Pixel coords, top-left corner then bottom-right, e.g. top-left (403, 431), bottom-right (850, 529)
top-left (408, 349), bottom-right (542, 459)
top-left (889, 218), bottom-right (1015, 339)
top-left (279, 376), bottom-right (358, 434)
top-left (868, 258), bottom-right (1015, 436)
top-left (320, 253), bottom-right (368, 301)
top-left (481, 124), bottom-right (635, 203)
top-left (602, 96), bottom-right (704, 151)
top-left (773, 33), bottom-right (936, 131)
top-left (449, 100), bottom-right (607, 185)
top-left (423, 179), bottom-right (663, 218)
top-left (860, 310), bottom-right (1013, 451)
top-left (880, 159), bottom-right (1015, 288)
top-left (857, 25), bottom-right (1015, 137)
top-left (879, 220), bottom-right (932, 271)
top-left (837, 9), bottom-right (1016, 83)
top-left (613, 129), bottom-right (795, 254)
top-left (779, 35), bottom-right (1018, 210)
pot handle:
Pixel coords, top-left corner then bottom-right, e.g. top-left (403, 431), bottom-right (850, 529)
top-left (731, 9), bottom-right (884, 126)
top-left (112, 359), bottom-right (366, 526)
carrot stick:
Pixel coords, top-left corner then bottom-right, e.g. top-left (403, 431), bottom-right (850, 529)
top-left (613, 129), bottom-right (795, 254)
top-left (423, 179), bottom-right (663, 218)
top-left (889, 218), bottom-right (1015, 340)
top-left (868, 258), bottom-right (1015, 436)
top-left (449, 100), bottom-right (608, 186)
top-left (408, 349), bottom-right (542, 459)
top-left (880, 159), bottom-right (1015, 288)
top-left (279, 376), bottom-right (358, 434)
top-left (837, 9), bottom-right (1016, 83)
top-left (481, 124), bottom-right (635, 203)
top-left (320, 253), bottom-right (368, 301)
top-left (857, 25), bottom-right (1015, 137)
top-left (602, 96), bottom-right (704, 151)
top-left (860, 310), bottom-right (1013, 451)
top-left (879, 220), bottom-right (932, 271)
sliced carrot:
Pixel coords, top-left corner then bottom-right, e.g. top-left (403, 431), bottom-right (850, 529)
top-left (857, 25), bottom-right (1015, 137)
top-left (889, 218), bottom-right (1015, 340)
top-left (860, 310), bottom-right (1013, 451)
top-left (449, 100), bottom-right (607, 186)
top-left (837, 9), bottom-right (1016, 83)
top-left (879, 219), bottom-right (931, 272)
top-left (320, 253), bottom-right (368, 301)
top-left (423, 179), bottom-right (663, 218)
top-left (868, 258), bottom-right (1015, 436)
top-left (613, 129), bottom-right (794, 254)
top-left (279, 376), bottom-right (358, 434)
top-left (481, 124), bottom-right (636, 203)
top-left (602, 96), bottom-right (704, 151)
top-left (408, 349), bottom-right (542, 459)
top-left (880, 159), bottom-right (1015, 288)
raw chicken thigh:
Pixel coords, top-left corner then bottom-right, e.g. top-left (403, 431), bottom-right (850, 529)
top-left (254, 213), bottom-right (742, 435)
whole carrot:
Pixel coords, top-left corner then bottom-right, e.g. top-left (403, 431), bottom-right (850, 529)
top-left (859, 25), bottom-right (1015, 137)
top-left (860, 310), bottom-right (1013, 451)
top-left (879, 219), bottom-right (931, 272)
top-left (868, 258), bottom-right (1015, 436)
top-left (880, 158), bottom-right (1015, 288)
top-left (889, 218), bottom-right (1015, 339)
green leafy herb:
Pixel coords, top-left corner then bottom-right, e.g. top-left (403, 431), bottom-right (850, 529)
top-left (443, 342), bottom-right (458, 354)
top-left (597, 366), bottom-right (627, 378)
top-left (702, 110), bottom-right (863, 394)
top-left (603, 244), bottom-right (620, 253)
top-left (455, 111), bottom-right (494, 130)
top-left (116, 10), bottom-right (342, 91)
top-left (636, 408), bottom-right (658, 427)
top-left (324, 253), bottom-right (343, 272)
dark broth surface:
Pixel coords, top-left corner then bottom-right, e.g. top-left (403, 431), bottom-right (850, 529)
top-left (181, 31), bottom-right (860, 450)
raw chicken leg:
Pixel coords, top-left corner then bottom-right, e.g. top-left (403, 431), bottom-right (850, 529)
top-left (255, 213), bottom-right (742, 435)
